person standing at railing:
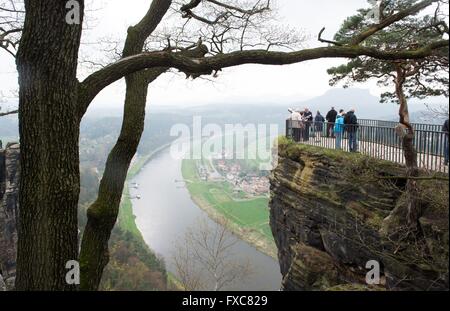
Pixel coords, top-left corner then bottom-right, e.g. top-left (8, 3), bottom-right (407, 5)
top-left (288, 108), bottom-right (302, 142)
top-left (345, 108), bottom-right (359, 152)
top-left (326, 107), bottom-right (337, 138)
top-left (299, 111), bottom-right (306, 141)
top-left (314, 111), bottom-right (325, 137)
top-left (303, 108), bottom-right (313, 141)
top-left (334, 110), bottom-right (345, 150)
top-left (443, 118), bottom-right (449, 166)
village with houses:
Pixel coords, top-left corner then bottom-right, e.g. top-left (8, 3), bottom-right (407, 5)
top-left (194, 149), bottom-right (270, 198)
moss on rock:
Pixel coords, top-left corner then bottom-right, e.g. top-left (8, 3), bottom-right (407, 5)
top-left (271, 139), bottom-right (449, 291)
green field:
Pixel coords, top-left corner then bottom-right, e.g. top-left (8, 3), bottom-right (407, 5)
top-left (118, 186), bottom-right (142, 238)
top-left (181, 159), bottom-right (274, 242)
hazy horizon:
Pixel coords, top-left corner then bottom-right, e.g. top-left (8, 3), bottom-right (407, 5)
top-left (1, 1), bottom-right (446, 117)
top-left (0, 0), bottom-right (397, 113)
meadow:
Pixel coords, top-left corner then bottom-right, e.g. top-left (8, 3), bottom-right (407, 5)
top-left (181, 159), bottom-right (275, 246)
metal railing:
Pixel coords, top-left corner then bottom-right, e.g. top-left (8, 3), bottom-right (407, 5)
top-left (286, 119), bottom-right (449, 174)
top-left (358, 119), bottom-right (443, 132)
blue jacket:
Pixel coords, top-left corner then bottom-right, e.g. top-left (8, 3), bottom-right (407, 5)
top-left (334, 115), bottom-right (344, 133)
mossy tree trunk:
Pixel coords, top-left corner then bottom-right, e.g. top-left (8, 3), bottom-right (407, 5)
top-left (79, 0), bottom-right (172, 290)
top-left (15, 0), bottom-right (84, 290)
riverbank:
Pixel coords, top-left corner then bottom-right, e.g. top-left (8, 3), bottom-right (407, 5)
top-left (118, 145), bottom-right (168, 236)
top-left (123, 142), bottom-right (277, 289)
top-left (181, 159), bottom-right (278, 259)
top-left (118, 141), bottom-right (184, 290)
top-left (128, 142), bottom-right (174, 178)
top-left (119, 141), bottom-right (175, 234)
top-left (128, 147), bottom-right (282, 290)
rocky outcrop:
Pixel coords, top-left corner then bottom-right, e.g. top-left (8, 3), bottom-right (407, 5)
top-left (0, 142), bottom-right (20, 290)
top-left (270, 139), bottom-right (449, 291)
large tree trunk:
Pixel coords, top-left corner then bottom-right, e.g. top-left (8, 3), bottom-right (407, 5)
top-left (395, 65), bottom-right (421, 229)
top-left (15, 0), bottom-right (84, 290)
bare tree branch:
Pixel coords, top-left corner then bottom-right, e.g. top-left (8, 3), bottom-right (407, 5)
top-left (79, 39), bottom-right (448, 114)
top-left (318, 27), bottom-right (343, 46)
top-left (0, 0), bottom-right (24, 57)
top-left (172, 218), bottom-right (252, 291)
top-left (0, 109), bottom-right (17, 117)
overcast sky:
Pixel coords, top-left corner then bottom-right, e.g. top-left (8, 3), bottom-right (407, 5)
top-left (0, 0), bottom-right (440, 114)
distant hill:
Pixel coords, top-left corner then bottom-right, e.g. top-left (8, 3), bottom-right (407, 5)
top-left (291, 88), bottom-right (398, 119)
top-left (379, 110), bottom-right (448, 125)
top-left (1, 88), bottom-right (446, 143)
top-left (177, 88), bottom-right (402, 120)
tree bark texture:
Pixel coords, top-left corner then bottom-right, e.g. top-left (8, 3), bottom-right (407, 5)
top-left (15, 0), bottom-right (84, 290)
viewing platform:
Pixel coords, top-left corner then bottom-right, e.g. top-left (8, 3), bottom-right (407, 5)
top-left (286, 119), bottom-right (449, 174)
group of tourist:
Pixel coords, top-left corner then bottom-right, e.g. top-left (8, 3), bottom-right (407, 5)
top-left (328, 107), bottom-right (359, 152)
top-left (288, 108), bottom-right (449, 166)
top-left (289, 106), bottom-right (359, 152)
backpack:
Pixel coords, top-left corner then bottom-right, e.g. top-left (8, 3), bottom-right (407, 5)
top-left (344, 113), bottom-right (351, 125)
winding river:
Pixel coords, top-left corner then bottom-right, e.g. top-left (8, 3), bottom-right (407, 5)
top-left (129, 147), bottom-right (282, 291)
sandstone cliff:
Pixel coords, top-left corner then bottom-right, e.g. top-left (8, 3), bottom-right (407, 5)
top-left (270, 139), bottom-right (449, 291)
top-left (0, 142), bottom-right (20, 291)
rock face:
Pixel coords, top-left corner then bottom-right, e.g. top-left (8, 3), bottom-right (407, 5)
top-left (0, 143), bottom-right (20, 290)
top-left (270, 140), bottom-right (449, 291)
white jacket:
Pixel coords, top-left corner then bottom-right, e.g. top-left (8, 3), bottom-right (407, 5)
top-left (291, 111), bottom-right (302, 121)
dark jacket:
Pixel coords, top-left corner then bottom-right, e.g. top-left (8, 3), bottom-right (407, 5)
top-left (303, 111), bottom-right (313, 123)
top-left (344, 111), bottom-right (358, 133)
top-left (315, 114), bottom-right (325, 131)
top-left (443, 119), bottom-right (449, 136)
top-left (315, 114), bottom-right (325, 123)
top-left (326, 109), bottom-right (337, 122)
